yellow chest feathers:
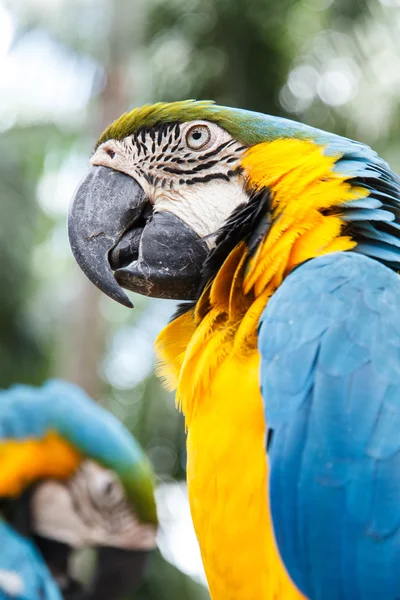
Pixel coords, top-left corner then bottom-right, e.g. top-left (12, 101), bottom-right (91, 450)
top-left (155, 138), bottom-right (366, 599)
top-left (156, 305), bottom-right (303, 600)
top-left (187, 350), bottom-right (302, 600)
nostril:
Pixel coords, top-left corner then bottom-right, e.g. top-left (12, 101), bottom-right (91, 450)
top-left (106, 148), bottom-right (115, 158)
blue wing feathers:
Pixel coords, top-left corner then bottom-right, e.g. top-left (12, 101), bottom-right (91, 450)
top-left (353, 241), bottom-right (400, 263)
top-left (259, 252), bottom-right (400, 600)
top-left (340, 198), bottom-right (382, 209)
top-left (331, 142), bottom-right (400, 270)
top-left (367, 388), bottom-right (400, 460)
top-left (0, 522), bottom-right (61, 600)
top-left (352, 223), bottom-right (400, 249)
top-left (341, 208), bottom-right (395, 222)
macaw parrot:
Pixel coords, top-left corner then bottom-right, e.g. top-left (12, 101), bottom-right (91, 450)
top-left (0, 380), bottom-right (157, 599)
top-left (68, 100), bottom-right (400, 600)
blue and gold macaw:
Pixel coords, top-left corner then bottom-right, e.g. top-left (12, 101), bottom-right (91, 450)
top-left (0, 380), bottom-right (157, 599)
top-left (68, 100), bottom-right (400, 600)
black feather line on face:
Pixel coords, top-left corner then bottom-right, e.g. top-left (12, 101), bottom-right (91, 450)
top-left (200, 187), bottom-right (272, 288)
top-left (128, 122), bottom-right (181, 151)
top-left (171, 187), bottom-right (272, 320)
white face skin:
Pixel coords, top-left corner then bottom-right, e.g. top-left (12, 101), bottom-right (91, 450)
top-left (90, 120), bottom-right (249, 246)
top-left (31, 460), bottom-right (157, 551)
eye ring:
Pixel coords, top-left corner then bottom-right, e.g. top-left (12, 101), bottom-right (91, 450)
top-left (185, 124), bottom-right (211, 151)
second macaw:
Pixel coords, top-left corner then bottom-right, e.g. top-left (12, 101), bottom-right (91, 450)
top-left (0, 380), bottom-right (157, 599)
top-left (68, 101), bottom-right (400, 600)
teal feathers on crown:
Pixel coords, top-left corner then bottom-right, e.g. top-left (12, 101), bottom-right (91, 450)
top-left (0, 380), bottom-right (157, 524)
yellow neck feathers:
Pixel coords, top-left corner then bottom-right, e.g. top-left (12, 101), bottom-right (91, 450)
top-left (241, 138), bottom-right (366, 297)
top-left (156, 138), bottom-right (366, 424)
top-left (0, 432), bottom-right (81, 496)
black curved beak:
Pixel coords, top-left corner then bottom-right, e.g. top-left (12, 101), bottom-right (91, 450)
top-left (35, 536), bottom-right (151, 600)
top-left (68, 166), bottom-right (145, 308)
top-left (85, 547), bottom-right (151, 600)
top-left (68, 166), bottom-right (208, 307)
top-left (34, 536), bottom-right (85, 599)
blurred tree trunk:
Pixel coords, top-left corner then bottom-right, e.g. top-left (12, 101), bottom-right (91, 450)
top-left (59, 0), bottom-right (146, 397)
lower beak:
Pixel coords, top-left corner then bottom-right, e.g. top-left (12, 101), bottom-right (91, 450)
top-left (86, 548), bottom-right (152, 600)
top-left (68, 166), bottom-right (208, 307)
top-left (113, 211), bottom-right (208, 300)
top-left (35, 536), bottom-right (151, 600)
top-left (34, 536), bottom-right (85, 599)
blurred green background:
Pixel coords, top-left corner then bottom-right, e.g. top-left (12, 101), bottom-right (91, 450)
top-left (0, 0), bottom-right (399, 597)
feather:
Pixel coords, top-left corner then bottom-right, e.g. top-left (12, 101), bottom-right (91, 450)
top-left (353, 241), bottom-right (400, 264)
top-left (0, 521), bottom-right (62, 600)
top-left (259, 252), bottom-right (400, 600)
top-left (341, 208), bottom-right (395, 222)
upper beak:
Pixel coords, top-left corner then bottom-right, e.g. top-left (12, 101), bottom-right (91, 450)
top-left (68, 166), bottom-right (146, 308)
top-left (68, 166), bottom-right (208, 307)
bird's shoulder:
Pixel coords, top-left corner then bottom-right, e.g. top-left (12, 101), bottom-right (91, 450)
top-left (258, 251), bottom-right (400, 430)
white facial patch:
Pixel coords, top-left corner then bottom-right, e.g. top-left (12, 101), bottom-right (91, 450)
top-left (31, 460), bottom-right (157, 551)
top-left (154, 178), bottom-right (249, 243)
top-left (90, 120), bottom-right (249, 246)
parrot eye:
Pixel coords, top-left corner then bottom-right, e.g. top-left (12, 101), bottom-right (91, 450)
top-left (185, 124), bottom-right (211, 150)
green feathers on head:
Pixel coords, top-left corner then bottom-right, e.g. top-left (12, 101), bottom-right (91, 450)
top-left (95, 99), bottom-right (326, 149)
top-left (96, 100), bottom-right (216, 147)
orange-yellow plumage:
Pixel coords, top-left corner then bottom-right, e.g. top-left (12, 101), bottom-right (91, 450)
top-left (0, 431), bottom-right (81, 496)
top-left (155, 138), bottom-right (368, 599)
top-left (242, 139), bottom-right (366, 296)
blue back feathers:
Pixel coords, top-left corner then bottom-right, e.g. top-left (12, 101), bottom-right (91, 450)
top-left (259, 252), bottom-right (400, 600)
